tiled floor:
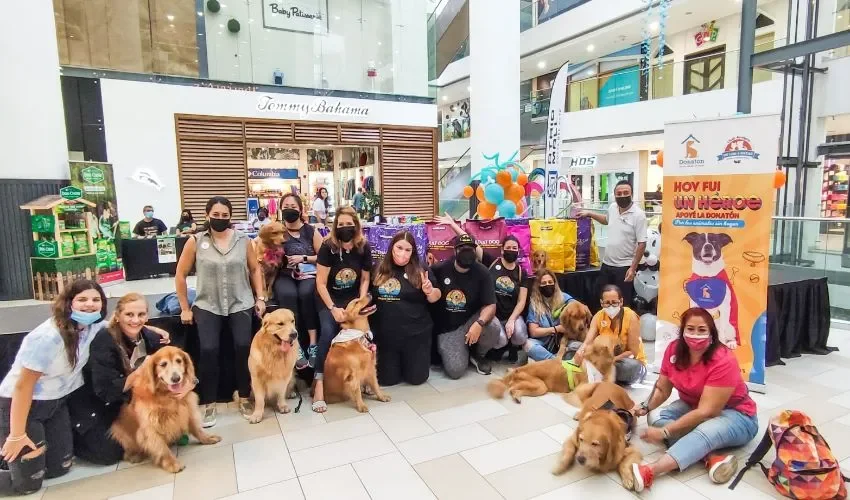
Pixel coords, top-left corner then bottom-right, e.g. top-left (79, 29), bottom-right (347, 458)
top-left (24, 329), bottom-right (850, 500)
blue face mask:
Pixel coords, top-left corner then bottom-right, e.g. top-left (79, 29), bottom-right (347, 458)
top-left (144, 211), bottom-right (154, 218)
top-left (70, 310), bottom-right (102, 326)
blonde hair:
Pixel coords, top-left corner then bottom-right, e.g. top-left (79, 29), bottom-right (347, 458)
top-left (108, 292), bottom-right (148, 374)
top-left (529, 269), bottom-right (565, 321)
top-left (327, 207), bottom-right (367, 252)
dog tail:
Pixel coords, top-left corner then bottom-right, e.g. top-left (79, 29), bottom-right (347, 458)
top-left (486, 378), bottom-right (508, 399)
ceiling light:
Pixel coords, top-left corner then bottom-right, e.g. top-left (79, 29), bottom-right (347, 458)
top-left (587, 44), bottom-right (595, 52)
top-left (649, 21), bottom-right (659, 31)
top-left (587, 69), bottom-right (595, 75)
top-left (442, 95), bottom-right (448, 101)
top-left (335, 15), bottom-right (341, 20)
top-left (169, 23), bottom-right (175, 28)
top-left (537, 60), bottom-right (546, 69)
top-left (219, 24), bottom-right (224, 28)
top-left (197, 11), bottom-right (203, 16)
top-left (167, 14), bottom-right (175, 21)
top-left (249, 18), bottom-right (254, 23)
top-left (378, 41), bottom-right (382, 45)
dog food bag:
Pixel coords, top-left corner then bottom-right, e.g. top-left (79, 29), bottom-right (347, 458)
top-left (589, 221), bottom-right (601, 268)
top-left (530, 219), bottom-right (566, 273)
top-left (463, 218), bottom-right (506, 266)
top-left (60, 233), bottom-right (75, 256)
top-left (72, 233), bottom-right (90, 255)
top-left (505, 220), bottom-right (533, 275)
top-left (563, 219), bottom-right (578, 272)
top-left (406, 223), bottom-right (429, 263)
top-left (426, 221), bottom-right (460, 264)
top-left (366, 224), bottom-right (394, 263)
top-left (575, 217), bottom-right (593, 270)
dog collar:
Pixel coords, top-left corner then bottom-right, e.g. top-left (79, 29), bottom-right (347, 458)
top-left (561, 360), bottom-right (583, 391)
top-left (599, 400), bottom-right (634, 441)
top-left (332, 329), bottom-right (374, 345)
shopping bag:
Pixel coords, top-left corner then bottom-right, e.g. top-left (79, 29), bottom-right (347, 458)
top-left (575, 217), bottom-right (593, 270)
top-left (563, 219), bottom-right (578, 272)
top-left (426, 221), bottom-right (459, 265)
top-left (530, 219), bottom-right (566, 273)
top-left (505, 220), bottom-right (533, 275)
top-left (589, 220), bottom-right (601, 268)
top-left (463, 218), bottom-right (506, 265)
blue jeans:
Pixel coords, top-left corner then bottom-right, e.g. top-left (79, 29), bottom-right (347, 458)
top-left (526, 337), bottom-right (583, 362)
top-left (651, 399), bottom-right (759, 470)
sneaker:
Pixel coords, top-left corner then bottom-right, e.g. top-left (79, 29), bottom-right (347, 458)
top-left (201, 404), bottom-right (217, 428)
top-left (295, 345), bottom-right (309, 370)
top-left (238, 398), bottom-right (254, 417)
top-left (469, 353), bottom-right (492, 375)
top-left (632, 463), bottom-right (654, 492)
top-left (307, 344), bottom-right (318, 368)
top-left (706, 453), bottom-right (738, 484)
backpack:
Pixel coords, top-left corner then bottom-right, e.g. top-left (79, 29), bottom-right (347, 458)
top-left (730, 410), bottom-right (848, 499)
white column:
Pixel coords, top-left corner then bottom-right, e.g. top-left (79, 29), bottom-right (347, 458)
top-left (0, 1), bottom-right (68, 179)
top-left (469, 0), bottom-right (519, 175)
top-left (391, 0), bottom-right (429, 97)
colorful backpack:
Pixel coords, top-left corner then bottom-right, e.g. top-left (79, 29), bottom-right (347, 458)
top-left (730, 410), bottom-right (848, 499)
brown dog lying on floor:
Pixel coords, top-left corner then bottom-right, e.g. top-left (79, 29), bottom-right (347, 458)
top-left (247, 308), bottom-right (300, 423)
top-left (565, 381), bottom-right (636, 422)
top-left (323, 295), bottom-right (391, 412)
top-left (111, 346), bottom-right (221, 473)
top-left (552, 384), bottom-right (642, 490)
top-left (487, 338), bottom-right (615, 403)
top-left (255, 222), bottom-right (286, 297)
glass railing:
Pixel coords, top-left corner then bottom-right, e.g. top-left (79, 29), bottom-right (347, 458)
top-left (818, 2), bottom-right (850, 60)
top-left (520, 0), bottom-right (591, 32)
top-left (53, 0), bottom-right (433, 98)
top-left (451, 37), bottom-right (470, 63)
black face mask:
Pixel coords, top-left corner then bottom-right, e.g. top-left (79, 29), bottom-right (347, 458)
top-left (257, 214), bottom-right (267, 221)
top-left (540, 285), bottom-right (556, 298)
top-left (502, 250), bottom-right (518, 264)
top-left (456, 249), bottom-right (476, 269)
top-left (282, 209), bottom-right (301, 223)
top-left (209, 217), bottom-right (230, 232)
top-left (615, 195), bottom-right (632, 209)
top-left (336, 226), bottom-right (356, 243)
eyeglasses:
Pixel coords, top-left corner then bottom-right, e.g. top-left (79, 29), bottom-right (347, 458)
top-left (601, 301), bottom-right (621, 307)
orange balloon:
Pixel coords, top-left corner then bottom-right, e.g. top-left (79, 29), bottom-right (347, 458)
top-left (656, 150), bottom-right (664, 167)
top-left (517, 173), bottom-right (528, 186)
top-left (476, 185), bottom-right (485, 202)
top-left (462, 185), bottom-right (474, 198)
top-left (774, 169), bottom-right (787, 189)
top-left (506, 183), bottom-right (524, 202)
top-left (477, 201), bottom-right (497, 219)
top-left (496, 170), bottom-right (512, 187)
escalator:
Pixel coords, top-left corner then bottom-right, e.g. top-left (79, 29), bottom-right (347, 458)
top-left (438, 149), bottom-right (471, 218)
top-left (428, 0), bottom-right (470, 79)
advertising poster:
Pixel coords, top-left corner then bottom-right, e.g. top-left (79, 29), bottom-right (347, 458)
top-left (655, 115), bottom-right (780, 387)
top-left (69, 161), bottom-right (124, 285)
top-left (598, 66), bottom-right (640, 108)
top-left (157, 237), bottom-right (177, 264)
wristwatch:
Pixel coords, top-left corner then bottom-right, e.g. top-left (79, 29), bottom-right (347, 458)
top-left (256, 296), bottom-right (267, 302)
top-left (302, 255), bottom-right (308, 263)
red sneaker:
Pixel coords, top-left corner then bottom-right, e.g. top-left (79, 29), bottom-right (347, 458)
top-left (705, 453), bottom-right (738, 484)
top-left (632, 463), bottom-right (654, 492)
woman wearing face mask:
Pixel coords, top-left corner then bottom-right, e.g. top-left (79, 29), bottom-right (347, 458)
top-left (175, 196), bottom-right (266, 427)
top-left (629, 308), bottom-right (758, 492)
top-left (371, 232), bottom-right (441, 386)
top-left (252, 207), bottom-right (272, 231)
top-left (488, 236), bottom-right (529, 363)
top-left (523, 270), bottom-right (578, 362)
top-left (311, 188), bottom-right (330, 225)
top-left (67, 293), bottom-right (175, 465)
top-left (0, 280), bottom-right (108, 495)
top-left (176, 209), bottom-right (196, 235)
top-left (314, 207), bottom-right (372, 412)
top-left (274, 193), bottom-right (323, 369)
top-left (575, 285), bottom-right (646, 384)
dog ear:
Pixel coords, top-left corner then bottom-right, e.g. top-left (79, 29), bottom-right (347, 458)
top-left (181, 350), bottom-right (196, 384)
top-left (715, 233), bottom-right (733, 248)
top-left (125, 354), bottom-right (157, 394)
top-left (603, 415), bottom-right (626, 467)
top-left (683, 232), bottom-right (701, 245)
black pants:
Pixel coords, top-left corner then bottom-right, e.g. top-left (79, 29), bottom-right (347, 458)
top-left (273, 275), bottom-right (318, 334)
top-left (72, 424), bottom-right (123, 466)
top-left (600, 264), bottom-right (635, 307)
top-left (193, 307), bottom-right (253, 404)
top-left (376, 330), bottom-right (431, 386)
top-left (0, 397), bottom-right (73, 495)
top-left (316, 308), bottom-right (339, 379)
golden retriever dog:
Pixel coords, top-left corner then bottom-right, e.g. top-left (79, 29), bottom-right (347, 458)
top-left (111, 346), bottom-right (221, 473)
top-left (323, 295), bottom-right (391, 412)
top-left (559, 300), bottom-right (593, 343)
top-left (487, 340), bottom-right (614, 403)
top-left (532, 249), bottom-right (549, 274)
top-left (255, 222), bottom-right (286, 297)
top-left (552, 397), bottom-right (643, 491)
top-left (567, 381), bottom-right (636, 422)
top-left (247, 308), bottom-right (300, 423)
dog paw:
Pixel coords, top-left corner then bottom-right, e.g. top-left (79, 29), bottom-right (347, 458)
top-left (247, 412), bottom-right (264, 424)
top-left (162, 459), bottom-right (185, 474)
top-left (277, 404), bottom-right (291, 414)
top-left (376, 393), bottom-right (391, 403)
top-left (124, 453), bottom-right (145, 464)
top-left (620, 469), bottom-right (635, 490)
top-left (287, 390), bottom-right (298, 399)
top-left (200, 434), bottom-right (222, 445)
top-left (356, 404), bottom-right (369, 413)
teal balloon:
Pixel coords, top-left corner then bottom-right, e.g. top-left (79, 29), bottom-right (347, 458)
top-left (481, 168), bottom-right (497, 183)
top-left (498, 200), bottom-right (517, 218)
top-left (484, 183), bottom-right (505, 204)
top-left (510, 169), bottom-right (519, 182)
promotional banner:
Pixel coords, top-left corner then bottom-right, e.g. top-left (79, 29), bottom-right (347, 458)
top-left (655, 115), bottom-right (780, 387)
top-left (545, 62), bottom-right (582, 216)
top-left (598, 66), bottom-right (640, 108)
top-left (69, 162), bottom-right (124, 285)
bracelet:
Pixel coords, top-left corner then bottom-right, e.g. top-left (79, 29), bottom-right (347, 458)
top-left (662, 427), bottom-right (671, 439)
top-left (5, 434), bottom-right (27, 442)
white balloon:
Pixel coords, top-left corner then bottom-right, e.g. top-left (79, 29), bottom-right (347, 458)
top-left (640, 314), bottom-right (657, 342)
top-left (646, 254), bottom-right (658, 266)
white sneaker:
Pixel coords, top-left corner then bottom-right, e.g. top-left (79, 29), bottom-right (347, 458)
top-left (202, 404), bottom-right (217, 428)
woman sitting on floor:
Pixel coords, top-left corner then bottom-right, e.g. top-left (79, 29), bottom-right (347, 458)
top-left (630, 307), bottom-right (759, 492)
top-left (523, 269), bottom-right (578, 362)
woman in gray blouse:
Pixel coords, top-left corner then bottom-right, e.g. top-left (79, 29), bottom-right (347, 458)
top-left (175, 196), bottom-right (266, 428)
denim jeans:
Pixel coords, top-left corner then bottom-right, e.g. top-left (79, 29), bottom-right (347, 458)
top-left (526, 338), bottom-right (583, 362)
top-left (651, 399), bottom-right (759, 470)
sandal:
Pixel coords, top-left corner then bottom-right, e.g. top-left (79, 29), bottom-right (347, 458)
top-left (311, 400), bottom-right (327, 413)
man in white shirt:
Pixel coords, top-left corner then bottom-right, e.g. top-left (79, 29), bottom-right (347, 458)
top-left (578, 180), bottom-right (647, 306)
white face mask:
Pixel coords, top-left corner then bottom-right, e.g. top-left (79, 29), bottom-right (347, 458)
top-left (604, 306), bottom-right (621, 319)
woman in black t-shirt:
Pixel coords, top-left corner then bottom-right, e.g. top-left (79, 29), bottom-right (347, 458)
top-left (314, 207), bottom-right (372, 412)
top-left (371, 232), bottom-right (441, 386)
top-left (489, 236), bottom-right (529, 363)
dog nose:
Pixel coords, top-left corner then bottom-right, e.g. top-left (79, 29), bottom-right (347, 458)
top-left (576, 455), bottom-right (586, 465)
top-left (289, 332), bottom-right (297, 340)
top-left (170, 373), bottom-right (182, 383)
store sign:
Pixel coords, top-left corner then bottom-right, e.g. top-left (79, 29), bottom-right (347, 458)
top-left (81, 166), bottom-right (105, 184)
top-left (60, 186), bottom-right (83, 201)
top-left (694, 21), bottom-right (719, 47)
top-left (263, 0), bottom-right (329, 35)
top-left (257, 96), bottom-right (369, 119)
top-left (35, 240), bottom-right (59, 258)
top-left (567, 155), bottom-right (598, 169)
top-left (247, 168), bottom-right (299, 179)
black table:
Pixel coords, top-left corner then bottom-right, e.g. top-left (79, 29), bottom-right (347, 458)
top-left (121, 237), bottom-right (189, 281)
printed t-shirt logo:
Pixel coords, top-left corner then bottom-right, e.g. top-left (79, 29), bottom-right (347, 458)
top-left (334, 268), bottom-right (357, 289)
top-left (495, 276), bottom-right (516, 295)
top-left (445, 290), bottom-right (467, 312)
top-left (377, 278), bottom-right (402, 300)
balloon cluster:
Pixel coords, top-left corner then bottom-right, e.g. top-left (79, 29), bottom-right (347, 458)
top-left (462, 152), bottom-right (542, 218)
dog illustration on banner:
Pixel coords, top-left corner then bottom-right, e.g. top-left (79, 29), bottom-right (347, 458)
top-left (682, 232), bottom-right (740, 349)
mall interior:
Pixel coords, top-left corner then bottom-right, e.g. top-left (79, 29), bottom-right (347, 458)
top-left (1, 0), bottom-right (850, 499)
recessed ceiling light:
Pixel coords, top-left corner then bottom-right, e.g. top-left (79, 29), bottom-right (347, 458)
top-left (167, 14), bottom-right (174, 21)
top-left (587, 44), bottom-right (595, 52)
top-left (442, 95), bottom-right (448, 101)
top-left (335, 15), bottom-right (341, 20)
top-left (197, 11), bottom-right (203, 16)
top-left (249, 18), bottom-right (254, 23)
top-left (169, 23), bottom-right (175, 28)
top-left (649, 21), bottom-right (659, 31)
top-left (378, 41), bottom-right (382, 45)
top-left (219, 24), bottom-right (224, 28)
top-left (537, 60), bottom-right (546, 69)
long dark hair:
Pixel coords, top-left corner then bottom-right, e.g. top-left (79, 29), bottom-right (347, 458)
top-left (179, 209), bottom-right (194, 225)
top-left (53, 279), bottom-right (107, 367)
top-left (674, 307), bottom-right (722, 370)
top-left (327, 207), bottom-right (367, 253)
top-left (205, 196), bottom-right (232, 215)
top-left (374, 231), bottom-right (424, 289)
top-left (281, 193), bottom-right (308, 225)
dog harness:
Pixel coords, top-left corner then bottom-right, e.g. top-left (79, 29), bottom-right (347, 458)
top-left (561, 360), bottom-right (583, 391)
top-left (332, 329), bottom-right (376, 352)
top-left (685, 269), bottom-right (740, 345)
top-left (599, 400), bottom-right (635, 442)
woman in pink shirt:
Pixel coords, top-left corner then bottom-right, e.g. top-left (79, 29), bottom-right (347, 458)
top-left (630, 307), bottom-right (758, 492)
